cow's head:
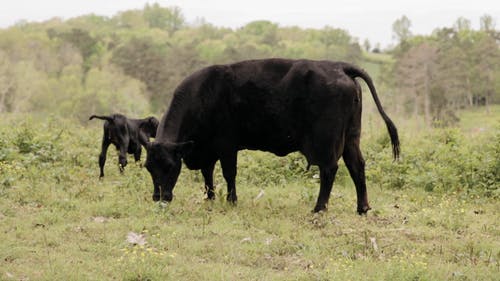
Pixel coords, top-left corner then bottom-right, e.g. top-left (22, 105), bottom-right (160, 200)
top-left (145, 141), bottom-right (193, 202)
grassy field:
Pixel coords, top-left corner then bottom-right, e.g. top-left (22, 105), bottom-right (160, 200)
top-left (0, 109), bottom-right (499, 280)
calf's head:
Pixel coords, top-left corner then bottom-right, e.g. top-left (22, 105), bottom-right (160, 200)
top-left (140, 117), bottom-right (160, 137)
top-left (145, 141), bottom-right (193, 202)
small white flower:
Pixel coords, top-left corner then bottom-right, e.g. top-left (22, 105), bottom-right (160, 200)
top-left (240, 237), bottom-right (252, 243)
top-left (254, 190), bottom-right (265, 201)
top-left (127, 232), bottom-right (147, 246)
top-left (92, 216), bottom-right (108, 223)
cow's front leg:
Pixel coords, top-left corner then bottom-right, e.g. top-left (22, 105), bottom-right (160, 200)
top-left (152, 181), bottom-right (161, 201)
top-left (202, 161), bottom-right (216, 200)
top-left (220, 152), bottom-right (238, 204)
top-left (313, 164), bottom-right (338, 212)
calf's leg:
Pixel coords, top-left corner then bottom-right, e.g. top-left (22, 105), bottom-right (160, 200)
top-left (117, 139), bottom-right (129, 173)
top-left (134, 147), bottom-right (142, 163)
top-left (98, 137), bottom-right (111, 178)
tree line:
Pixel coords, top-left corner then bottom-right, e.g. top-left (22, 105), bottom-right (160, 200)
top-left (388, 15), bottom-right (499, 126)
top-left (0, 4), bottom-right (498, 126)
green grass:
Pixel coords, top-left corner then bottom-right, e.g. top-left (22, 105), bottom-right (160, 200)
top-left (0, 112), bottom-right (499, 280)
top-left (457, 104), bottom-right (500, 132)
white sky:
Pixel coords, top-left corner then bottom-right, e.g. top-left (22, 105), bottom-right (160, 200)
top-left (1, 0), bottom-right (498, 48)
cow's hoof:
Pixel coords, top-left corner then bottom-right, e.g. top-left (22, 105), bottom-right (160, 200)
top-left (161, 193), bottom-right (173, 202)
top-left (206, 190), bottom-right (215, 200)
top-left (152, 193), bottom-right (160, 201)
top-left (226, 194), bottom-right (238, 204)
top-left (357, 205), bottom-right (371, 215)
top-left (313, 204), bottom-right (327, 213)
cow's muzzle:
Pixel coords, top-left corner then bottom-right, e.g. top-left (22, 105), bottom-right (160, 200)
top-left (153, 187), bottom-right (173, 202)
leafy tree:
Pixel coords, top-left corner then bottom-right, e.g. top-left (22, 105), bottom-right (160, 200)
top-left (319, 26), bottom-right (351, 47)
top-left (0, 50), bottom-right (15, 112)
top-left (363, 39), bottom-right (371, 52)
top-left (78, 66), bottom-right (150, 120)
top-left (454, 17), bottom-right (471, 32)
top-left (48, 28), bottom-right (103, 79)
top-left (115, 10), bottom-right (148, 29)
top-left (392, 42), bottom-right (438, 125)
top-left (10, 61), bottom-right (48, 112)
top-left (392, 15), bottom-right (412, 43)
top-left (2, 4), bottom-right (497, 124)
top-left (143, 4), bottom-right (185, 35)
top-left (469, 34), bottom-right (500, 110)
top-left (240, 20), bottom-right (279, 46)
top-left (111, 36), bottom-right (205, 111)
top-left (111, 37), bottom-right (169, 103)
top-left (388, 16), bottom-right (500, 126)
top-left (480, 14), bottom-right (496, 31)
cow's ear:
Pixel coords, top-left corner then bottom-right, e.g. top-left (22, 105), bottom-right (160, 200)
top-left (173, 141), bottom-right (194, 157)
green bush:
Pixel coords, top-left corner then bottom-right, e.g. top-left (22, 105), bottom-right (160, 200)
top-left (366, 127), bottom-right (499, 198)
top-left (13, 121), bottom-right (63, 165)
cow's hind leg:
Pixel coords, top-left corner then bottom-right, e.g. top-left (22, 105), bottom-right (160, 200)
top-left (220, 152), bottom-right (238, 204)
top-left (133, 147), bottom-right (143, 168)
top-left (202, 161), bottom-right (216, 200)
top-left (313, 164), bottom-right (339, 212)
top-left (117, 138), bottom-right (130, 173)
top-left (343, 137), bottom-right (370, 214)
top-left (98, 137), bottom-right (111, 178)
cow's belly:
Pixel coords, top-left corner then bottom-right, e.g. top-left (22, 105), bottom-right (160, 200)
top-left (183, 146), bottom-right (216, 170)
top-left (237, 126), bottom-right (300, 157)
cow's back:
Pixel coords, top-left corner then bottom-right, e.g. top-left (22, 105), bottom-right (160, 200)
top-left (226, 59), bottom-right (356, 156)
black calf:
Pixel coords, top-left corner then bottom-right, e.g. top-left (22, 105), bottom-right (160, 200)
top-left (89, 114), bottom-right (158, 178)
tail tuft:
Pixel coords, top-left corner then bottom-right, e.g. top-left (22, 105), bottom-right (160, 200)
top-left (385, 119), bottom-right (400, 160)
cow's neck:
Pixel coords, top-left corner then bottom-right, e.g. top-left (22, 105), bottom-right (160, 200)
top-left (158, 94), bottom-right (190, 144)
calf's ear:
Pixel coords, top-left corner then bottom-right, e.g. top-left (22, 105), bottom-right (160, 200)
top-left (147, 117), bottom-right (159, 136)
top-left (149, 117), bottom-right (159, 127)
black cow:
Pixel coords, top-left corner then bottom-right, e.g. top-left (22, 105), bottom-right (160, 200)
top-left (89, 114), bottom-right (159, 178)
top-left (145, 59), bottom-right (399, 214)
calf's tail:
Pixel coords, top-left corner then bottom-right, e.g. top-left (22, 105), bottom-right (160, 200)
top-left (343, 63), bottom-right (400, 160)
top-left (89, 115), bottom-right (114, 123)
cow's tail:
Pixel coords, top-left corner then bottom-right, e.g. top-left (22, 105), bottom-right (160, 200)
top-left (343, 63), bottom-right (400, 160)
top-left (89, 115), bottom-right (114, 123)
